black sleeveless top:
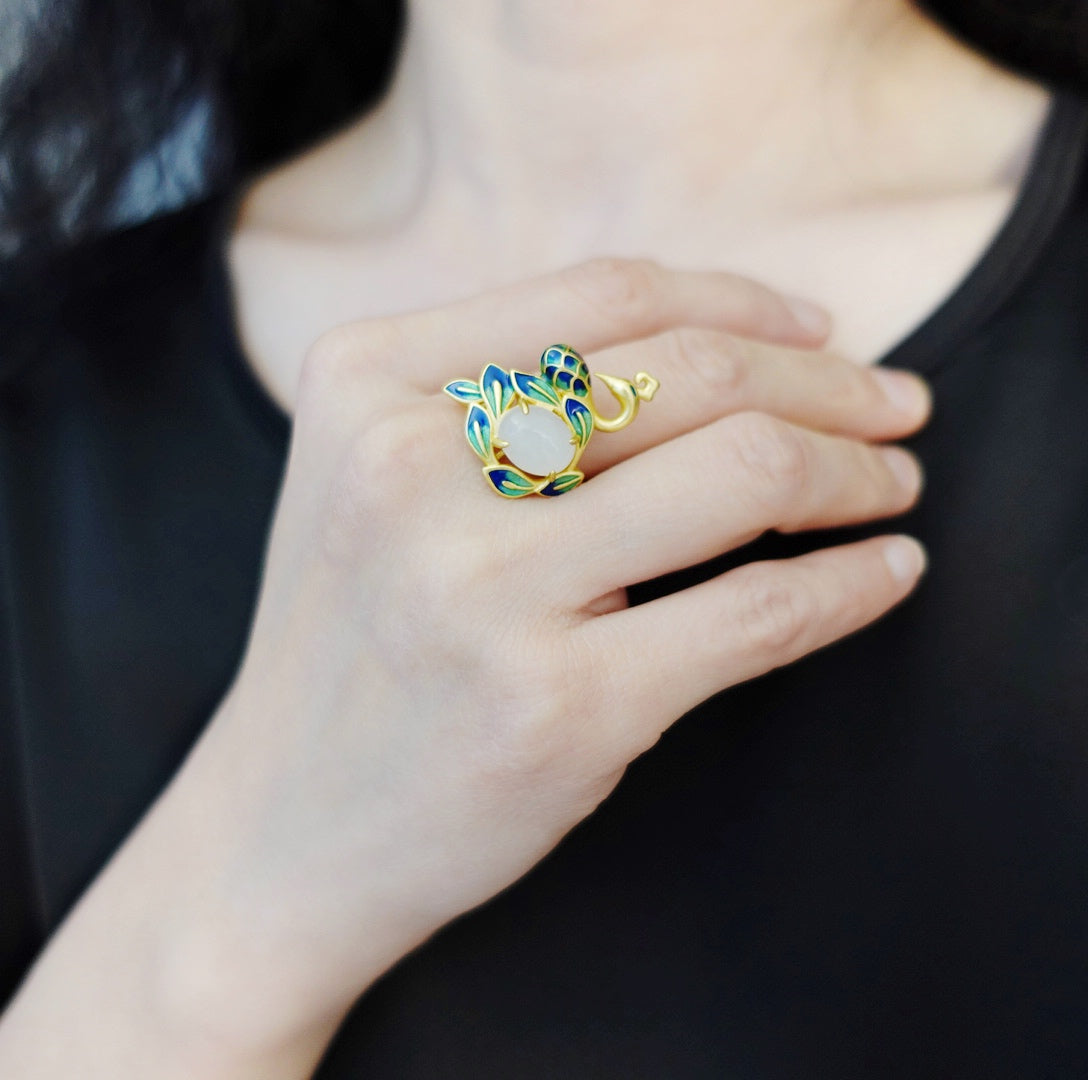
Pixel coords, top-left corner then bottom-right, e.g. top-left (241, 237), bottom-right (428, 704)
top-left (3, 92), bottom-right (1088, 1078)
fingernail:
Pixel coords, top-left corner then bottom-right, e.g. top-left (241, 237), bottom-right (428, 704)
top-left (782, 294), bottom-right (833, 338)
top-left (873, 368), bottom-right (931, 418)
top-left (880, 446), bottom-right (923, 492)
top-left (883, 535), bottom-right (927, 583)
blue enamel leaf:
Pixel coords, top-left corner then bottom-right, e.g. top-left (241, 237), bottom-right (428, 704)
top-left (539, 471), bottom-right (584, 497)
top-left (485, 466), bottom-right (538, 498)
top-left (512, 370), bottom-right (561, 407)
top-left (565, 397), bottom-right (593, 448)
top-left (443, 379), bottom-right (482, 403)
top-left (465, 404), bottom-right (492, 461)
top-left (480, 364), bottom-right (515, 417)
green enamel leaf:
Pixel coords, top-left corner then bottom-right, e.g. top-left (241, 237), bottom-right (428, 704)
top-left (565, 397), bottom-right (593, 449)
top-left (466, 404), bottom-right (492, 462)
top-left (539, 471), bottom-right (584, 497)
top-left (443, 379), bottom-right (482, 403)
top-left (512, 370), bottom-right (561, 407)
top-left (480, 364), bottom-right (515, 417)
top-left (485, 467), bottom-right (538, 498)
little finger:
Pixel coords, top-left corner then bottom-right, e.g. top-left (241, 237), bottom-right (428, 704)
top-left (581, 534), bottom-right (926, 750)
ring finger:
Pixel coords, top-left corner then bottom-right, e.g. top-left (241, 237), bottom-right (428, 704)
top-left (561, 410), bottom-right (923, 599)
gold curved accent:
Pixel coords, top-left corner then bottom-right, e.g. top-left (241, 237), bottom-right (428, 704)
top-left (589, 371), bottom-right (660, 432)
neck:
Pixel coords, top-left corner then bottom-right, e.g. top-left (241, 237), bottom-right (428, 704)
top-left (403, 0), bottom-right (847, 202)
top-left (380, 0), bottom-right (1045, 225)
top-left (244, 0), bottom-right (1049, 261)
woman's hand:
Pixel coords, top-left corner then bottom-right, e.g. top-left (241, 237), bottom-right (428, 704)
top-left (173, 259), bottom-right (929, 1051)
top-left (0, 260), bottom-right (929, 1080)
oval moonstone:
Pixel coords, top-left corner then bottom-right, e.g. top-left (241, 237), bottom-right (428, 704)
top-left (497, 405), bottom-right (576, 477)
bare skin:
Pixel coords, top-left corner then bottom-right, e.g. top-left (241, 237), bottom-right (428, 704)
top-left (231, 0), bottom-right (1049, 412)
top-left (0, 262), bottom-right (930, 1079)
top-left (0, 0), bottom-right (1051, 1077)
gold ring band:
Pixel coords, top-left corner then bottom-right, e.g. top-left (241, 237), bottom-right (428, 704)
top-left (443, 345), bottom-right (659, 498)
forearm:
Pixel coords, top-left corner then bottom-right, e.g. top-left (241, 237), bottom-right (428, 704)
top-left (0, 703), bottom-right (370, 1080)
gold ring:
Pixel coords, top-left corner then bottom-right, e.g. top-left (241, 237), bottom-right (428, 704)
top-left (443, 345), bottom-right (659, 498)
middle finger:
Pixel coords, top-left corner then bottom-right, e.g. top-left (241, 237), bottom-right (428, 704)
top-left (577, 328), bottom-right (931, 475)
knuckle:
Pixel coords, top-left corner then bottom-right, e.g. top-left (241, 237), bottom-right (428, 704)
top-left (724, 412), bottom-right (810, 505)
top-left (326, 408), bottom-right (433, 530)
top-left (733, 568), bottom-right (817, 655)
top-left (562, 257), bottom-right (663, 326)
top-left (297, 320), bottom-right (405, 406)
top-left (822, 355), bottom-right (884, 417)
top-left (840, 363), bottom-right (886, 415)
top-left (297, 327), bottom-right (355, 399)
top-left (735, 279), bottom-right (787, 333)
top-left (666, 328), bottom-right (749, 400)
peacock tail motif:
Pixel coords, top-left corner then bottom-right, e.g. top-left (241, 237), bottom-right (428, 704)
top-left (443, 345), bottom-right (658, 498)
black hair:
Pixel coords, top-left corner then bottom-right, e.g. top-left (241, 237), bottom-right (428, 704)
top-left (0, 0), bottom-right (404, 266)
top-left (0, 0), bottom-right (1085, 268)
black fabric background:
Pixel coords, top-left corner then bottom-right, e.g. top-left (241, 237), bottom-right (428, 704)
top-left (2, 93), bottom-right (1088, 1078)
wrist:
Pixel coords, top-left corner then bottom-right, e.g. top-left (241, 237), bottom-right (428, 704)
top-left (0, 747), bottom-right (339, 1080)
top-left (136, 689), bottom-right (426, 1071)
top-left (134, 728), bottom-right (350, 1073)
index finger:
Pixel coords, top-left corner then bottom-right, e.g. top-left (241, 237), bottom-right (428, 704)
top-left (384, 258), bottom-right (831, 388)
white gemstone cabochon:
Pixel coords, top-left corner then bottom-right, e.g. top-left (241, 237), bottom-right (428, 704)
top-left (497, 406), bottom-right (576, 477)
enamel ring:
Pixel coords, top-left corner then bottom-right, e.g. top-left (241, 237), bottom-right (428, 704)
top-left (443, 345), bottom-right (659, 498)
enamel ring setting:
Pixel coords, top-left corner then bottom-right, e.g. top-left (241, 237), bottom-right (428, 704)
top-left (443, 345), bottom-right (659, 498)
